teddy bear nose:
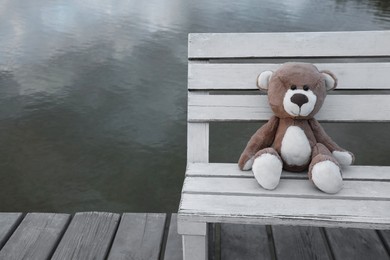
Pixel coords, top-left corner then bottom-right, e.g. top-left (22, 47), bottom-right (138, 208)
top-left (290, 93), bottom-right (309, 107)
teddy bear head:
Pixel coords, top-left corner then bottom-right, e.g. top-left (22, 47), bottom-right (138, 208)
top-left (257, 63), bottom-right (337, 119)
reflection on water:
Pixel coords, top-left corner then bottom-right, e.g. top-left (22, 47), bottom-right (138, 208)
top-left (0, 0), bottom-right (389, 212)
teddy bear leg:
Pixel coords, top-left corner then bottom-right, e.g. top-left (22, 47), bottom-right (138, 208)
top-left (309, 143), bottom-right (343, 194)
top-left (252, 148), bottom-right (283, 190)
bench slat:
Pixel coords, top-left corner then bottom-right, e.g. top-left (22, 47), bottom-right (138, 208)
top-left (189, 63), bottom-right (390, 90)
top-left (0, 213), bottom-right (22, 249)
top-left (188, 94), bottom-right (390, 122)
top-left (183, 177), bottom-right (390, 201)
top-left (179, 194), bottom-right (390, 229)
top-left (186, 163), bottom-right (390, 181)
top-left (189, 31), bottom-right (390, 59)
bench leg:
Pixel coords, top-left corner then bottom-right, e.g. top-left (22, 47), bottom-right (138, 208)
top-left (178, 220), bottom-right (208, 260)
top-left (182, 234), bottom-right (208, 260)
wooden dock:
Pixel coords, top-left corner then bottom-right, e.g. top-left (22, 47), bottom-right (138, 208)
top-left (0, 212), bottom-right (389, 259)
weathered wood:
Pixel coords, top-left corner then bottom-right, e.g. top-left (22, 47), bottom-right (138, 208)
top-left (188, 94), bottom-right (390, 122)
top-left (378, 230), bottom-right (390, 252)
top-left (272, 226), bottom-right (330, 260)
top-left (107, 213), bottom-right (166, 260)
top-left (0, 213), bottom-right (70, 260)
top-left (189, 31), bottom-right (390, 59)
top-left (52, 212), bottom-right (119, 260)
top-left (325, 228), bottom-right (389, 260)
top-left (164, 214), bottom-right (183, 260)
top-left (186, 163), bottom-right (390, 181)
top-left (183, 177), bottom-right (390, 200)
top-left (189, 62), bottom-right (390, 90)
top-left (0, 213), bottom-right (22, 249)
top-left (182, 234), bottom-right (208, 260)
top-left (179, 194), bottom-right (390, 229)
top-left (221, 224), bottom-right (272, 260)
top-left (187, 122), bottom-right (209, 163)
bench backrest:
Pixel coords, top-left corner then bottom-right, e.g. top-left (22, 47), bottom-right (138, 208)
top-left (187, 31), bottom-right (390, 163)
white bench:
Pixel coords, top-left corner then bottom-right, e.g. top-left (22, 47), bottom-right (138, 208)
top-left (177, 31), bottom-right (390, 260)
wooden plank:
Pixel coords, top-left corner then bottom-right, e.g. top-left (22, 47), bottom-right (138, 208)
top-left (0, 213), bottom-right (22, 249)
top-left (378, 230), bottom-right (390, 252)
top-left (182, 234), bottom-right (208, 260)
top-left (188, 94), bottom-right (390, 122)
top-left (187, 122), bottom-right (209, 163)
top-left (187, 163), bottom-right (390, 181)
top-left (107, 213), bottom-right (166, 260)
top-left (189, 31), bottom-right (390, 59)
top-left (272, 226), bottom-right (330, 260)
top-left (164, 214), bottom-right (183, 260)
top-left (325, 228), bottom-right (389, 260)
top-left (189, 63), bottom-right (390, 90)
top-left (52, 212), bottom-right (119, 260)
top-left (221, 223), bottom-right (272, 260)
top-left (179, 194), bottom-right (390, 229)
top-left (183, 177), bottom-right (390, 201)
top-left (0, 213), bottom-right (70, 260)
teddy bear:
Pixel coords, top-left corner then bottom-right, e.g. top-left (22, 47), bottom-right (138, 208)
top-left (238, 62), bottom-right (354, 194)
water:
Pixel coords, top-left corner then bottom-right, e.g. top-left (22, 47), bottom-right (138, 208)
top-left (0, 0), bottom-right (389, 213)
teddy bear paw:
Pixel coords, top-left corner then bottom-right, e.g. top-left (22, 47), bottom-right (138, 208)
top-left (242, 156), bottom-right (255, 170)
top-left (332, 151), bottom-right (353, 166)
top-left (252, 153), bottom-right (282, 190)
top-left (311, 160), bottom-right (343, 194)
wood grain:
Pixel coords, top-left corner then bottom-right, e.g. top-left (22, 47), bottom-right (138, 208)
top-left (186, 163), bottom-right (390, 181)
top-left (272, 226), bottom-right (330, 260)
top-left (0, 213), bottom-right (22, 249)
top-left (189, 31), bottom-right (390, 59)
top-left (221, 224), bottom-right (272, 260)
top-left (325, 228), bottom-right (389, 260)
top-left (0, 213), bottom-right (70, 260)
top-left (52, 212), bottom-right (119, 260)
top-left (107, 213), bottom-right (166, 260)
top-left (188, 94), bottom-right (390, 122)
top-left (179, 193), bottom-right (390, 229)
top-left (189, 63), bottom-right (390, 90)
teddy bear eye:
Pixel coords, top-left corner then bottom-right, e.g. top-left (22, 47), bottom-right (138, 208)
top-left (303, 85), bottom-right (309, 91)
top-left (290, 85), bottom-right (297, 90)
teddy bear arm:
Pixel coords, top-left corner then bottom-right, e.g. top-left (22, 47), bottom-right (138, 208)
top-left (309, 119), bottom-right (355, 166)
top-left (238, 116), bottom-right (279, 170)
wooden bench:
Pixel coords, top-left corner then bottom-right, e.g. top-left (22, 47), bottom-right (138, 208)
top-left (177, 31), bottom-right (390, 260)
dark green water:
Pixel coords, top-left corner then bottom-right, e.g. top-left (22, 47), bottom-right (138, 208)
top-left (0, 0), bottom-right (389, 213)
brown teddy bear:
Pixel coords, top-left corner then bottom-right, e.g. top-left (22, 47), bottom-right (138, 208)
top-left (238, 62), bottom-right (354, 194)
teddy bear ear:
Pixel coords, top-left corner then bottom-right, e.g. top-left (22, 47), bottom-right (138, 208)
top-left (321, 70), bottom-right (338, 91)
top-left (257, 70), bottom-right (273, 91)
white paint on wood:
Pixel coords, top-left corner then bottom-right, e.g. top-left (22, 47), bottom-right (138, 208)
top-left (178, 220), bottom-right (207, 236)
top-left (0, 213), bottom-right (70, 260)
top-left (325, 228), bottom-right (389, 260)
top-left (188, 63), bottom-right (390, 90)
top-left (182, 234), bottom-right (208, 260)
top-left (0, 213), bottom-right (22, 249)
top-left (164, 214), bottom-right (183, 260)
top-left (186, 163), bottom-right (390, 181)
top-left (178, 194), bottom-right (390, 229)
top-left (188, 94), bottom-right (390, 122)
top-left (187, 122), bottom-right (209, 163)
top-left (182, 177), bottom-right (390, 201)
top-left (107, 213), bottom-right (166, 260)
top-left (52, 212), bottom-right (120, 260)
top-left (189, 31), bottom-right (390, 58)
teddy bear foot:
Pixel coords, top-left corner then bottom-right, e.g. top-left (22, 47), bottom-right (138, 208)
top-left (311, 160), bottom-right (343, 194)
top-left (252, 153), bottom-right (282, 190)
